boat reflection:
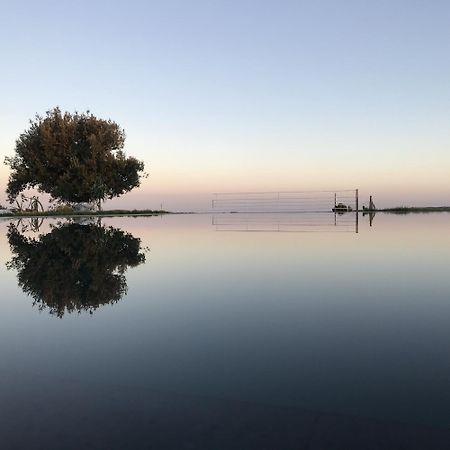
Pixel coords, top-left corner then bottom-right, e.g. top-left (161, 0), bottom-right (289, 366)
top-left (6, 221), bottom-right (147, 317)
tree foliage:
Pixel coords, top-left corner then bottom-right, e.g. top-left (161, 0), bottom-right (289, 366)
top-left (5, 107), bottom-right (145, 206)
top-left (7, 222), bottom-right (147, 317)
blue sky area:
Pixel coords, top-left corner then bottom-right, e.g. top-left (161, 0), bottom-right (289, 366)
top-left (1, 0), bottom-right (449, 210)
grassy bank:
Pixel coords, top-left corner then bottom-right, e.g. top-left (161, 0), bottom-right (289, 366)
top-left (379, 206), bottom-right (450, 214)
top-left (0, 209), bottom-right (171, 219)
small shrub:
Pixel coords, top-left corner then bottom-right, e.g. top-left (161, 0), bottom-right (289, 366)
top-left (51, 204), bottom-right (74, 214)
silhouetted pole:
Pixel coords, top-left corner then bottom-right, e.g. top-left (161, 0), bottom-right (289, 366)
top-left (356, 189), bottom-right (359, 233)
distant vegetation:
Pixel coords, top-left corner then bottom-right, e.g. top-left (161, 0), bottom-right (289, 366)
top-left (0, 208), bottom-right (169, 218)
top-left (4, 107), bottom-right (146, 211)
top-left (380, 206), bottom-right (450, 214)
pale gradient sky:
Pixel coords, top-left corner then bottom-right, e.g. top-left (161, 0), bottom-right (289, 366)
top-left (1, 0), bottom-right (449, 211)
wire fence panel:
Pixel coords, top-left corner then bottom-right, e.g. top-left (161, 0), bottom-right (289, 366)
top-left (212, 190), bottom-right (358, 213)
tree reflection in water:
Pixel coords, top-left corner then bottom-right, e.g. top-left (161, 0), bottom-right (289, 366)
top-left (7, 221), bottom-right (147, 317)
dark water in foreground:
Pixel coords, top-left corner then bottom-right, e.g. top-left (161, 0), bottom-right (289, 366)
top-left (1, 212), bottom-right (450, 449)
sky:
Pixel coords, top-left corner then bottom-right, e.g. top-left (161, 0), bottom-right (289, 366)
top-left (0, 0), bottom-right (449, 211)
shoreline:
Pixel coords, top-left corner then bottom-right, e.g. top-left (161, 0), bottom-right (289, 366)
top-left (0, 209), bottom-right (174, 219)
top-left (1, 206), bottom-right (450, 219)
top-left (377, 206), bottom-right (450, 214)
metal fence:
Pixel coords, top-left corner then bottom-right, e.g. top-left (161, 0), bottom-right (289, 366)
top-left (212, 190), bottom-right (358, 213)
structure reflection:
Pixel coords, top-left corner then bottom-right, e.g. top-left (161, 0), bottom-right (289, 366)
top-left (212, 212), bottom-right (360, 233)
top-left (7, 221), bottom-right (147, 317)
top-left (363, 210), bottom-right (376, 227)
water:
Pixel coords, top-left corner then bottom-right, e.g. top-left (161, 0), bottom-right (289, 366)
top-left (1, 212), bottom-right (450, 448)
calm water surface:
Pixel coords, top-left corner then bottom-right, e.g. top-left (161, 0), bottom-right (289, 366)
top-left (1, 212), bottom-right (450, 447)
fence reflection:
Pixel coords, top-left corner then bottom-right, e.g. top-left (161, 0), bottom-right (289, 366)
top-left (212, 212), bottom-right (360, 233)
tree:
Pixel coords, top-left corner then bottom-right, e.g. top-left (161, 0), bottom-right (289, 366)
top-left (5, 107), bottom-right (146, 209)
top-left (7, 222), bottom-right (147, 317)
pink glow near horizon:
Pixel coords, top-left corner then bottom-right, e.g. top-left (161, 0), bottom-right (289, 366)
top-left (0, 163), bottom-right (449, 212)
